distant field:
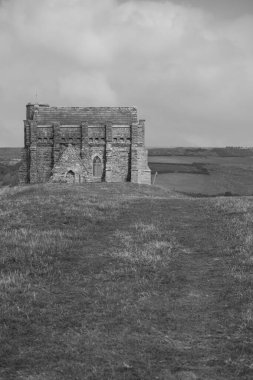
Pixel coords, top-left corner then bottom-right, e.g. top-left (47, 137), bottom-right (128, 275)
top-left (149, 155), bottom-right (253, 196)
top-left (148, 155), bottom-right (253, 168)
top-left (149, 147), bottom-right (253, 157)
top-left (0, 147), bottom-right (21, 164)
top-left (1, 147), bottom-right (253, 195)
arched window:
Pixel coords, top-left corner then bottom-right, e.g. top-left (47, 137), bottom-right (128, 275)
top-left (93, 156), bottom-right (102, 177)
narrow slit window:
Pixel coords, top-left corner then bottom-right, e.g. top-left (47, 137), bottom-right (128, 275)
top-left (93, 156), bottom-right (102, 177)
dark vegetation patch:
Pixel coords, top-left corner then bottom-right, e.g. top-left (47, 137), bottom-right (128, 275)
top-left (212, 147), bottom-right (253, 157)
top-left (0, 162), bottom-right (21, 186)
top-left (149, 161), bottom-right (209, 175)
top-left (149, 147), bottom-right (214, 156)
top-left (148, 147), bottom-right (253, 157)
top-left (177, 191), bottom-right (241, 198)
top-left (0, 147), bottom-right (22, 187)
top-left (0, 183), bottom-right (252, 379)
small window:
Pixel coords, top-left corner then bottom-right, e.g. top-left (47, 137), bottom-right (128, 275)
top-left (113, 138), bottom-right (117, 142)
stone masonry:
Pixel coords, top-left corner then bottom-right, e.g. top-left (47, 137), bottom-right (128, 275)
top-left (19, 103), bottom-right (151, 184)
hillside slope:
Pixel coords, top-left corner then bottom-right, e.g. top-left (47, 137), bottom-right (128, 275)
top-left (0, 184), bottom-right (252, 379)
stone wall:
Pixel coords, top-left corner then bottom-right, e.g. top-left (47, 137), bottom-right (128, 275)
top-left (111, 146), bottom-right (131, 182)
top-left (18, 148), bottom-right (29, 184)
top-left (36, 146), bottom-right (53, 182)
top-left (19, 104), bottom-right (151, 185)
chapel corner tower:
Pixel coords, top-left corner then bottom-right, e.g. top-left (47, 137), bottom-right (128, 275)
top-left (19, 103), bottom-right (151, 185)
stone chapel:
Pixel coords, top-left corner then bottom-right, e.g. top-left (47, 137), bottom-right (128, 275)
top-left (19, 103), bottom-right (151, 184)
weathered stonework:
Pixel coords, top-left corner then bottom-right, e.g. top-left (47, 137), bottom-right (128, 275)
top-left (19, 104), bottom-right (151, 185)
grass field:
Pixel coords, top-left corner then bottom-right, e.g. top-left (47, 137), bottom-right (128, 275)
top-left (0, 183), bottom-right (253, 379)
top-left (149, 155), bottom-right (253, 196)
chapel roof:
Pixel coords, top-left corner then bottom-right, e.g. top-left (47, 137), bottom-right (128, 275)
top-left (26, 104), bottom-right (138, 125)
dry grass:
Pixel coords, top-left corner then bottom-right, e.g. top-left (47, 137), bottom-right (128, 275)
top-left (0, 183), bottom-right (253, 379)
top-left (111, 222), bottom-right (180, 266)
top-left (204, 197), bottom-right (253, 375)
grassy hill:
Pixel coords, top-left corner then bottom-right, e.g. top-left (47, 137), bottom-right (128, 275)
top-left (0, 183), bottom-right (252, 379)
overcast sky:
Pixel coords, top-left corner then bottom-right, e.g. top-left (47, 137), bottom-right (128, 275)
top-left (1, 0), bottom-right (253, 147)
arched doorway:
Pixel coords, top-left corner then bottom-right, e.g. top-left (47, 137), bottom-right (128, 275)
top-left (93, 156), bottom-right (102, 178)
top-left (66, 170), bottom-right (75, 183)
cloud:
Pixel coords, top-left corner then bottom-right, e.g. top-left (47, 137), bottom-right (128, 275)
top-left (58, 71), bottom-right (117, 105)
top-left (0, 0), bottom-right (253, 146)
